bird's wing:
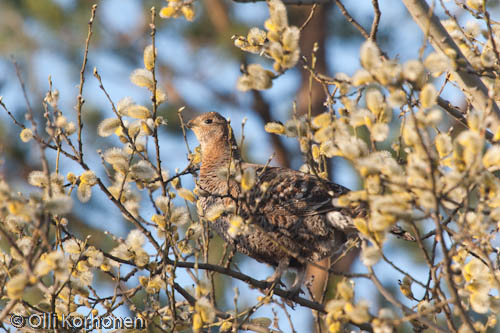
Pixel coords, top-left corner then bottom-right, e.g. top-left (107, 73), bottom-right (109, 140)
top-left (259, 165), bottom-right (353, 212)
top-left (237, 163), bottom-right (414, 241)
top-left (238, 164), bottom-right (361, 232)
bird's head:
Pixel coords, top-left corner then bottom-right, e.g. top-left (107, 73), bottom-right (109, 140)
top-left (187, 112), bottom-right (232, 147)
top-left (187, 112), bottom-right (242, 162)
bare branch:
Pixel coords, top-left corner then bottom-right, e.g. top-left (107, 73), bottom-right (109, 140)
top-left (76, 4), bottom-right (97, 161)
top-left (233, 0), bottom-right (330, 3)
top-left (334, 0), bottom-right (370, 39)
top-left (368, 267), bottom-right (448, 333)
top-left (369, 0), bottom-right (381, 41)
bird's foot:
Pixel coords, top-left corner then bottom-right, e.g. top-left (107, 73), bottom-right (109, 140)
top-left (285, 266), bottom-right (306, 298)
top-left (281, 289), bottom-right (301, 309)
top-left (264, 275), bottom-right (286, 290)
top-left (264, 259), bottom-right (289, 289)
top-left (264, 267), bottom-right (305, 305)
top-left (283, 284), bottom-right (304, 299)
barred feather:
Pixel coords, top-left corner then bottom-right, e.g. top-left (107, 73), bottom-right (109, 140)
top-left (187, 112), bottom-right (413, 277)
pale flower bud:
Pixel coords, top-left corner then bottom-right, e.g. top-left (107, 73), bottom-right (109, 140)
top-left (143, 44), bottom-right (156, 71)
top-left (130, 69), bottom-right (154, 90)
top-left (420, 83), bottom-right (438, 108)
top-left (361, 244), bottom-right (381, 266)
top-left (268, 0), bottom-right (288, 31)
top-left (360, 40), bottom-right (381, 71)
top-left (130, 160), bottom-right (155, 181)
top-left (20, 128), bottom-right (33, 142)
top-left (403, 60), bottom-right (425, 88)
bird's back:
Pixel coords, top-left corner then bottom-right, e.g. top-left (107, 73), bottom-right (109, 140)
top-left (189, 111), bottom-right (412, 273)
top-left (198, 163), bottom-right (360, 268)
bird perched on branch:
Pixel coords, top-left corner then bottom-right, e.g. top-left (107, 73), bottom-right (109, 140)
top-left (187, 112), bottom-right (412, 293)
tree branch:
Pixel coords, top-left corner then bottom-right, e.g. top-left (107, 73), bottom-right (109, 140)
top-left (402, 0), bottom-right (500, 119)
top-left (368, 267), bottom-right (449, 333)
top-left (334, 0), bottom-right (370, 39)
top-left (369, 0), bottom-right (381, 41)
top-left (437, 96), bottom-right (494, 141)
top-left (234, 0), bottom-right (331, 3)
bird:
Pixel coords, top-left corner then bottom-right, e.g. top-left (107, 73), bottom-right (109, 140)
top-left (187, 111), bottom-right (412, 293)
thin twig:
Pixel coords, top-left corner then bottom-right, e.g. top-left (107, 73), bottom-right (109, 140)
top-left (369, 0), bottom-right (381, 41)
top-left (76, 4), bottom-right (97, 161)
top-left (334, 0), bottom-right (370, 39)
top-left (299, 4), bottom-right (318, 31)
top-left (368, 267), bottom-right (448, 333)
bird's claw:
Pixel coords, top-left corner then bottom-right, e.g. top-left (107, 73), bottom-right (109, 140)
top-left (284, 285), bottom-right (304, 299)
top-left (264, 276), bottom-right (286, 289)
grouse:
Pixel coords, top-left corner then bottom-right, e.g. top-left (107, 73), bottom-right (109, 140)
top-left (187, 112), bottom-right (411, 292)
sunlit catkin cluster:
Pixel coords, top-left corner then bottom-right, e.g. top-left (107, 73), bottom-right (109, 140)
top-left (159, 0), bottom-right (195, 21)
top-left (0, 171), bottom-right (114, 318)
top-left (5, 1), bottom-right (500, 332)
top-left (234, 0), bottom-right (300, 91)
top-left (262, 35), bottom-right (500, 330)
top-left (325, 280), bottom-right (375, 332)
top-left (95, 45), bottom-right (170, 219)
top-left (20, 89), bottom-right (78, 143)
top-left (440, 11), bottom-right (500, 89)
top-left (4, 39), bottom-right (200, 329)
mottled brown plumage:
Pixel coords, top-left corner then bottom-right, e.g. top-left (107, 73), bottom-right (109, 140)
top-left (187, 112), bottom-right (410, 291)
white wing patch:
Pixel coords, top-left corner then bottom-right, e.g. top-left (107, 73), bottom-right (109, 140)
top-left (326, 211), bottom-right (353, 230)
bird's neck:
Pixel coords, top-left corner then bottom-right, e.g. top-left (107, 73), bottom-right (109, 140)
top-left (199, 134), bottom-right (241, 179)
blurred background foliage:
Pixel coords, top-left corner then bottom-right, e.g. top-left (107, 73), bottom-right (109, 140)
top-left (1, 0), bottom-right (499, 331)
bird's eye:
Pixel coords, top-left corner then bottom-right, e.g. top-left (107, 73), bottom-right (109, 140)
top-left (204, 119), bottom-right (213, 124)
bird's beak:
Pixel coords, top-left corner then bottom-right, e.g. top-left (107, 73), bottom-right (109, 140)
top-left (186, 119), bottom-right (195, 129)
